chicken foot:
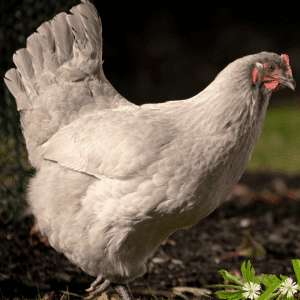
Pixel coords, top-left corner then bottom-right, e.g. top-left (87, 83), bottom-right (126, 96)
top-left (85, 275), bottom-right (134, 300)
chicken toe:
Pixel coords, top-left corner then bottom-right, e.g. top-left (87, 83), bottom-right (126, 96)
top-left (85, 279), bottom-right (111, 299)
top-left (86, 275), bottom-right (104, 292)
top-left (85, 279), bottom-right (133, 300)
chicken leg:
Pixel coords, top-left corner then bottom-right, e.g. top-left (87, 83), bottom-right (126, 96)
top-left (85, 275), bottom-right (133, 300)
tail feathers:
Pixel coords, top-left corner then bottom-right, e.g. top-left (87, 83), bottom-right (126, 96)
top-left (4, 68), bottom-right (30, 111)
top-left (4, 48), bottom-right (37, 111)
top-left (4, 0), bottom-right (132, 169)
top-left (4, 0), bottom-right (107, 110)
top-left (70, 1), bottom-right (103, 55)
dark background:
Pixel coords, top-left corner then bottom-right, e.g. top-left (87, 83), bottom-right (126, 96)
top-left (1, 0), bottom-right (300, 108)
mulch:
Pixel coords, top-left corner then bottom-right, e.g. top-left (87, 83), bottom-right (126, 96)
top-left (1, 172), bottom-right (300, 300)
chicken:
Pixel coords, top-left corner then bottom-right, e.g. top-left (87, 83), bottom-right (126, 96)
top-left (4, 1), bottom-right (295, 299)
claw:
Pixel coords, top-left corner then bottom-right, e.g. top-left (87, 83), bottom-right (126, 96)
top-left (86, 286), bottom-right (95, 292)
top-left (85, 279), bottom-right (111, 299)
top-left (86, 275), bottom-right (104, 292)
top-left (84, 294), bottom-right (94, 300)
top-left (85, 278), bottom-right (134, 300)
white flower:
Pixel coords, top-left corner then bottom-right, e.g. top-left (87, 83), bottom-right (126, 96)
top-left (279, 278), bottom-right (298, 299)
top-left (242, 282), bottom-right (261, 299)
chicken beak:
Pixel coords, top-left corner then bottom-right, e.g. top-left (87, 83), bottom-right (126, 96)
top-left (279, 76), bottom-right (296, 91)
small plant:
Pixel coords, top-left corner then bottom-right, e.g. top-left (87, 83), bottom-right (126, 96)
top-left (205, 260), bottom-right (300, 300)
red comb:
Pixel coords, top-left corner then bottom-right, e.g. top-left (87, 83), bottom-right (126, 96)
top-left (281, 54), bottom-right (292, 76)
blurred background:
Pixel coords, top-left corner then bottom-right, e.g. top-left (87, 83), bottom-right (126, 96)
top-left (0, 0), bottom-right (299, 219)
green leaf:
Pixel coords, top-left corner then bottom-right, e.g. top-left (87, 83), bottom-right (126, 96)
top-left (292, 260), bottom-right (300, 287)
top-left (276, 293), bottom-right (283, 300)
top-left (218, 270), bottom-right (243, 286)
top-left (260, 274), bottom-right (280, 287)
top-left (266, 291), bottom-right (281, 300)
top-left (279, 274), bottom-right (288, 282)
top-left (258, 277), bottom-right (282, 300)
top-left (241, 260), bottom-right (255, 282)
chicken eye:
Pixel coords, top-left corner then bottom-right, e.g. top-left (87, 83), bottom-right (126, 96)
top-left (268, 63), bottom-right (276, 72)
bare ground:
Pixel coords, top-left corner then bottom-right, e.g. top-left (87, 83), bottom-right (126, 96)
top-left (1, 172), bottom-right (300, 299)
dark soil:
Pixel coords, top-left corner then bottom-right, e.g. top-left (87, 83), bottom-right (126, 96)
top-left (1, 172), bottom-right (300, 300)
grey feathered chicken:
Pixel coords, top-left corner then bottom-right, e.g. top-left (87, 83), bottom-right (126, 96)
top-left (4, 1), bottom-right (295, 299)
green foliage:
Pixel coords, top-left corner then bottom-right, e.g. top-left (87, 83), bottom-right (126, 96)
top-left (247, 107), bottom-right (300, 174)
top-left (206, 260), bottom-right (300, 300)
top-left (241, 261), bottom-right (260, 285)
